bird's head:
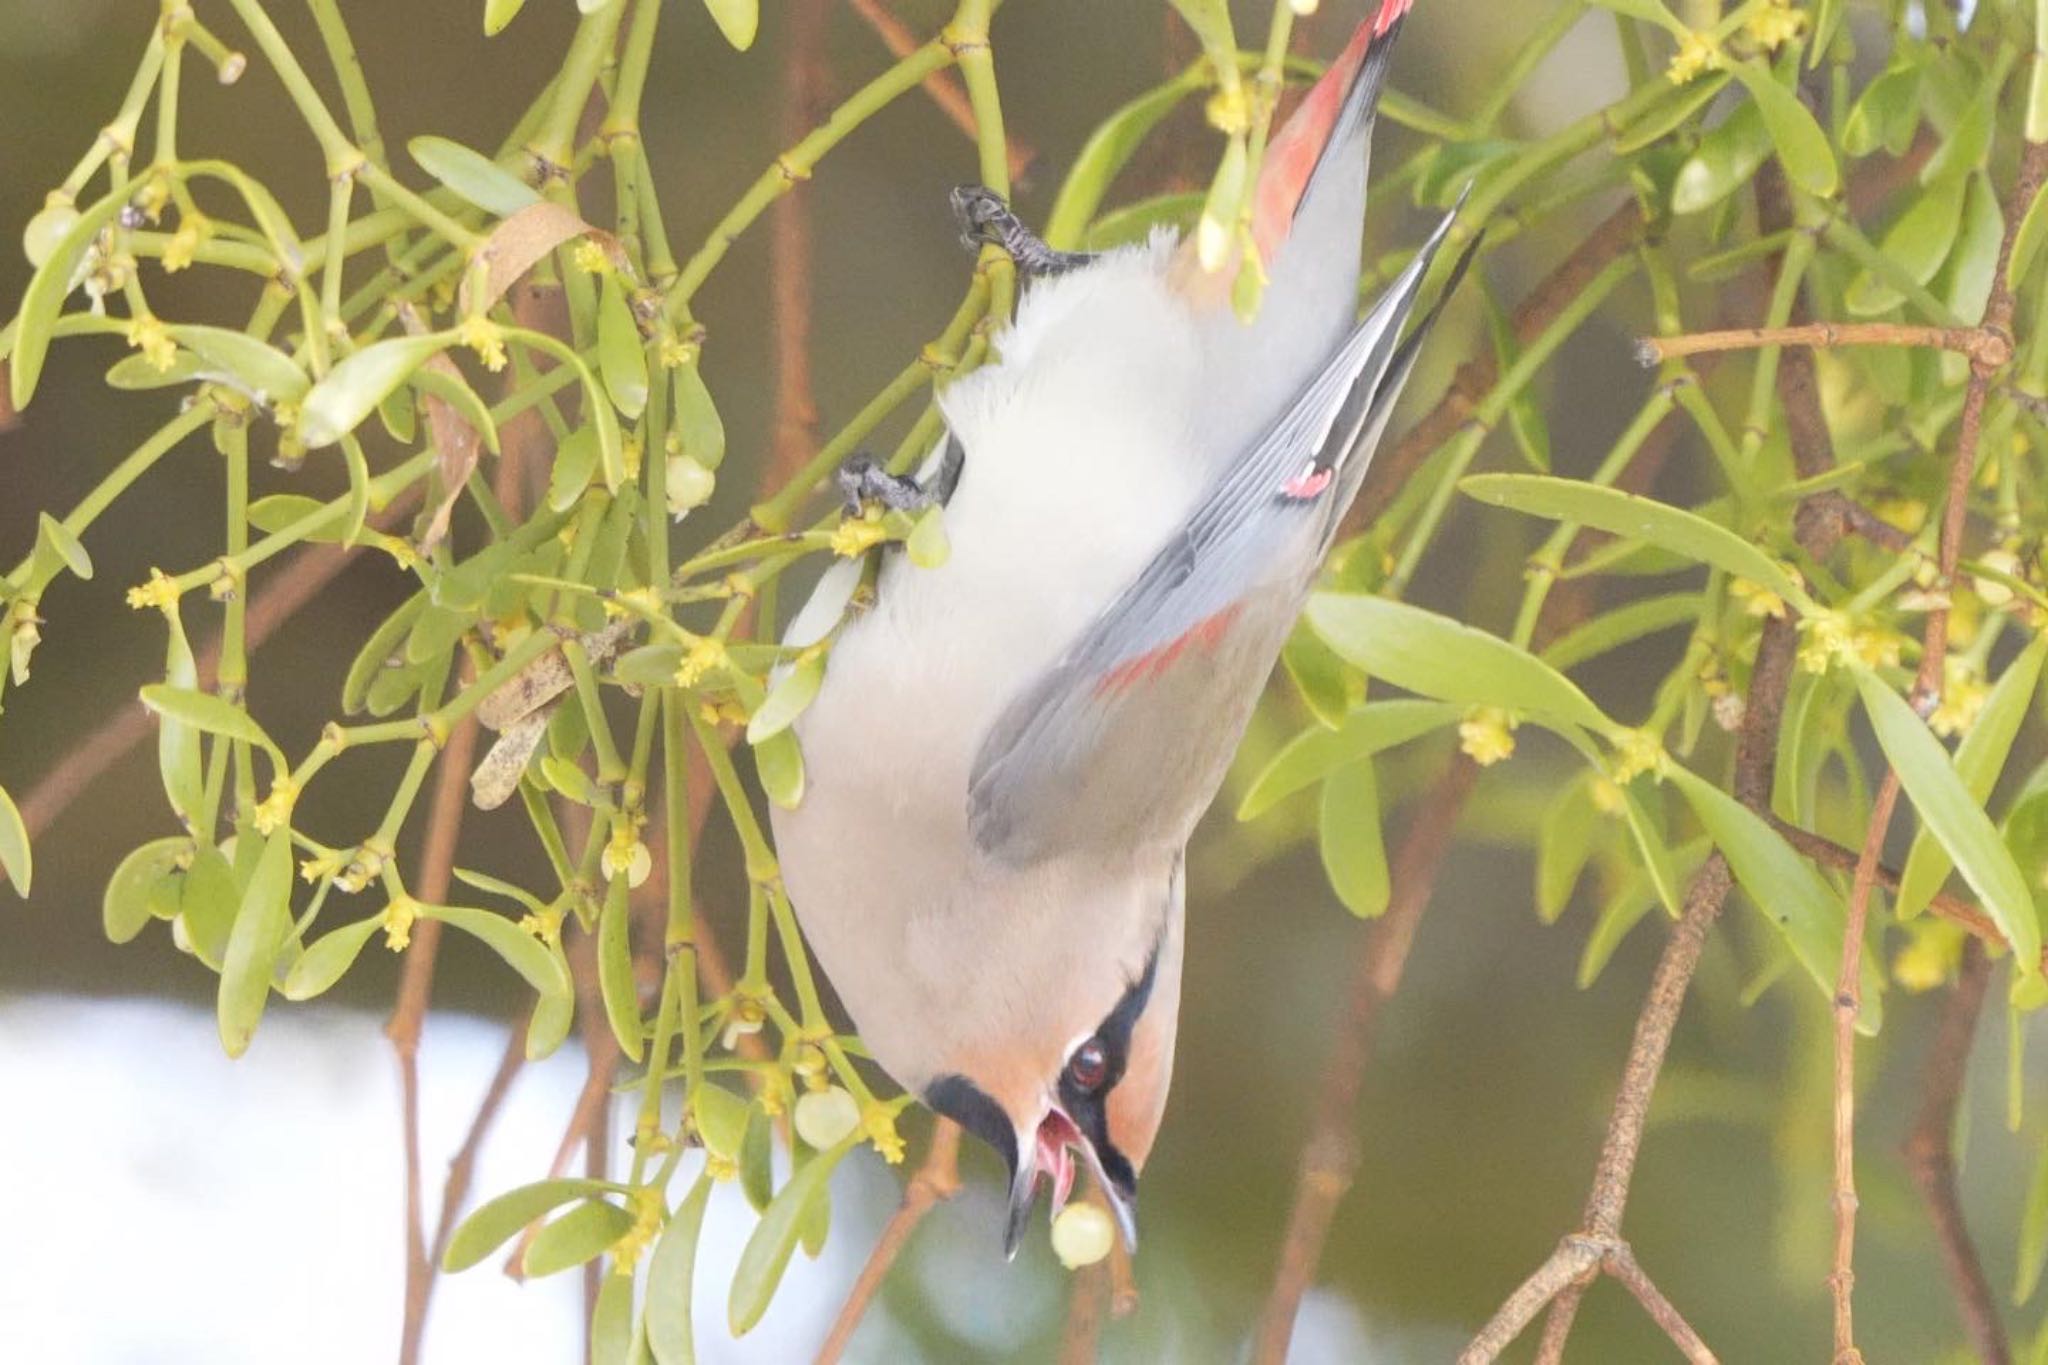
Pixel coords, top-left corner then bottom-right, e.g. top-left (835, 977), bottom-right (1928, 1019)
top-left (920, 919), bottom-right (1182, 1259)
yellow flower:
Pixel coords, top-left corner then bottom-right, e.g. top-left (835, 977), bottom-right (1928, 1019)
top-left (1730, 577), bottom-right (1786, 620)
top-left (609, 1189), bottom-right (664, 1269)
top-left (1892, 922), bottom-right (1960, 993)
top-left (1743, 0), bottom-right (1806, 51)
top-left (161, 212), bottom-right (211, 272)
top-left (863, 1102), bottom-right (906, 1164)
top-left (125, 566), bottom-right (181, 612)
top-left (1930, 657), bottom-right (1989, 739)
top-left (1204, 84), bottom-right (1251, 135)
top-left (1590, 776), bottom-right (1626, 816)
top-left (673, 636), bottom-right (727, 688)
top-left (601, 830), bottom-right (652, 888)
top-left (457, 314), bottom-right (508, 372)
top-left (657, 334), bottom-right (699, 370)
top-left (336, 846), bottom-right (385, 894)
top-left (704, 1152), bottom-right (738, 1182)
top-left (7, 609), bottom-right (42, 687)
top-left (1610, 728), bottom-right (1667, 784)
top-left (570, 238), bottom-right (611, 276)
top-left (125, 316), bottom-right (178, 373)
top-left (382, 894), bottom-right (419, 952)
top-left (1458, 707), bottom-right (1518, 767)
top-left (830, 514), bottom-right (889, 559)
top-left (252, 778), bottom-right (297, 836)
top-left (299, 849), bottom-right (345, 885)
top-left (1871, 495), bottom-right (1927, 535)
top-left (1797, 610), bottom-right (1853, 674)
top-left (1667, 30), bottom-right (1724, 84)
top-left (1850, 629), bottom-right (1902, 671)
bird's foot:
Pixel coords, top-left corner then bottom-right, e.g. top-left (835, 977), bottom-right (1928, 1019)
top-left (836, 451), bottom-right (933, 515)
top-left (949, 185), bottom-right (1095, 276)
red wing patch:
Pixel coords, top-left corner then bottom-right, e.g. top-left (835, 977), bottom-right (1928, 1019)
top-left (1094, 605), bottom-right (1245, 697)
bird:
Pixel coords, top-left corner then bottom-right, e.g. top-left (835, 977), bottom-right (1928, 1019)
top-left (770, 0), bottom-right (1470, 1258)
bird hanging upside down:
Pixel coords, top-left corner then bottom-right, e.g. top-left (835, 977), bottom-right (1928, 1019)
top-left (771, 0), bottom-right (1472, 1259)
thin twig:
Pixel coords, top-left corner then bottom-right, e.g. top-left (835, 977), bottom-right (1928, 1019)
top-left (1058, 1257), bottom-right (1111, 1365)
top-left (1638, 322), bottom-right (2010, 369)
top-left (426, 1004), bottom-right (534, 1271)
top-left (1769, 817), bottom-right (2011, 954)
top-left (1904, 941), bottom-right (2008, 1365)
top-left (769, 0), bottom-right (830, 491)
top-left (814, 1121), bottom-right (963, 1365)
top-left (847, 0), bottom-right (1035, 180)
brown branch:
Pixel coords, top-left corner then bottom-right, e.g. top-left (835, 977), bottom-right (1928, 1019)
top-left (1768, 817), bottom-right (2010, 953)
top-left (847, 0), bottom-right (1035, 181)
top-left (426, 1003), bottom-right (534, 1272)
top-left (1253, 759), bottom-right (1477, 1363)
top-left (1638, 322), bottom-right (2010, 370)
top-left (769, 0), bottom-right (830, 491)
top-left (1905, 940), bottom-right (2009, 1365)
top-left (1058, 1256), bottom-right (1111, 1365)
top-left (814, 1120), bottom-right (963, 1365)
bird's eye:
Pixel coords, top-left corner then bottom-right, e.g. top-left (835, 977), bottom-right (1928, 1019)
top-left (1067, 1039), bottom-right (1108, 1091)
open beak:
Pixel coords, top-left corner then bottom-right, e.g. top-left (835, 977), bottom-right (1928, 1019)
top-left (1003, 1106), bottom-right (1139, 1259)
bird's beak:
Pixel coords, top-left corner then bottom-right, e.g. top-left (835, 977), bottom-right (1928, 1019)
top-left (1003, 1106), bottom-right (1139, 1259)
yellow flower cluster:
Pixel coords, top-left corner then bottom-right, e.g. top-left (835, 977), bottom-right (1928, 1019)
top-left (570, 239), bottom-right (612, 276)
top-left (863, 1101), bottom-right (906, 1164)
top-left (382, 894), bottom-right (419, 952)
top-left (299, 848), bottom-right (345, 885)
top-left (125, 316), bottom-right (178, 373)
top-left (1610, 728), bottom-right (1667, 785)
top-left (1666, 30), bottom-right (1724, 84)
top-left (658, 334), bottom-right (698, 370)
top-left (1730, 577), bottom-right (1787, 620)
top-left (457, 314), bottom-right (508, 372)
top-left (1458, 707), bottom-right (1518, 767)
top-left (1796, 610), bottom-right (1901, 674)
top-left (1744, 0), bottom-right (1807, 51)
top-left (609, 1189), bottom-right (665, 1269)
top-left (125, 566), bottom-right (181, 612)
top-left (251, 778), bottom-right (297, 836)
top-left (1929, 657), bottom-right (1989, 739)
top-left (161, 213), bottom-right (211, 273)
top-left (672, 636), bottom-right (727, 688)
top-left (830, 514), bottom-right (889, 559)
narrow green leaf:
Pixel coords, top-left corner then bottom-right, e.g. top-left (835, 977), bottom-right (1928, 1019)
top-left (527, 964), bottom-right (575, 1061)
top-left (525, 1201), bottom-right (636, 1278)
top-left (1856, 670), bottom-right (2042, 977)
top-left (37, 513), bottom-right (91, 580)
top-left (1538, 777), bottom-right (1601, 923)
top-left (2011, 179), bottom-right (2048, 291)
top-left (2018, 1140), bottom-right (2048, 1305)
top-left (671, 364), bottom-right (725, 471)
top-left (1727, 59), bottom-right (1838, 197)
top-left (1896, 636), bottom-right (2047, 919)
top-left (421, 902), bottom-right (574, 1001)
top-left (1619, 780), bottom-right (1682, 917)
top-left (1579, 867), bottom-right (1662, 987)
top-left (740, 1106), bottom-right (774, 1212)
top-left (1047, 76), bottom-right (1199, 247)
top-left (217, 830), bottom-right (294, 1057)
top-left (164, 325), bottom-right (309, 405)
top-left (747, 654), bottom-right (825, 744)
top-left (408, 136), bottom-right (541, 217)
top-left (179, 846), bottom-right (238, 969)
top-left (1667, 766), bottom-right (1881, 1032)
top-left (0, 784), bottom-right (29, 897)
top-left (597, 274), bottom-right (649, 420)
top-left (344, 592), bottom-right (428, 714)
top-left (729, 1135), bottom-right (857, 1336)
top-left (1461, 475), bottom-right (1813, 612)
top-left (547, 426), bottom-right (604, 512)
top-left (1846, 184), bottom-right (1966, 316)
top-left (1237, 700), bottom-right (1461, 821)
top-left (755, 729), bottom-right (805, 809)
top-left (592, 1269), bottom-right (635, 1365)
top-left (452, 867), bottom-right (548, 914)
top-left (106, 351), bottom-right (206, 390)
top-left (141, 685), bottom-right (278, 759)
top-left (645, 1176), bottom-right (713, 1365)
top-left (1842, 62), bottom-right (1921, 157)
top-left (247, 494), bottom-right (335, 538)
top-left (11, 189), bottom-right (127, 409)
top-left (598, 876), bottom-right (644, 1061)
top-left (298, 334), bottom-right (448, 449)
top-left (693, 1085), bottom-right (752, 1162)
top-left (701, 0), bottom-right (758, 50)
top-left (158, 608), bottom-right (206, 825)
top-left (283, 915), bottom-right (382, 1000)
top-left (445, 1178), bottom-right (621, 1272)
top-left (1540, 593), bottom-right (1702, 673)
top-left (1306, 593), bottom-right (1611, 733)
top-left (483, 0), bottom-right (527, 34)
top-left (104, 837), bottom-right (189, 943)
top-left (1319, 760), bottom-right (1388, 918)
top-left (413, 365), bottom-right (501, 455)
top-left (1671, 100), bottom-right (1772, 216)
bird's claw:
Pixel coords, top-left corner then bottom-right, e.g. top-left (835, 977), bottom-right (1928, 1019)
top-left (948, 185), bottom-right (1095, 277)
top-left (836, 451), bottom-right (933, 516)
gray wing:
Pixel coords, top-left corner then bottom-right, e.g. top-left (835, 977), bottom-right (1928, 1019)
top-left (968, 209), bottom-right (1472, 864)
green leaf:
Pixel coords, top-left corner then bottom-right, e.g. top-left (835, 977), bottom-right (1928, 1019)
top-left (344, 592), bottom-right (428, 714)
top-left (0, 784), bottom-right (29, 897)
top-left (413, 365), bottom-right (501, 456)
top-left (671, 364), bottom-right (725, 471)
top-left (106, 351), bottom-right (206, 390)
top-left (1919, 77), bottom-right (1996, 188)
top-left (740, 1105), bottom-right (774, 1212)
top-left (747, 654), bottom-right (824, 744)
top-left (526, 956), bottom-right (576, 1061)
top-left (452, 867), bottom-right (547, 914)
top-left (1896, 636), bottom-right (2047, 919)
top-left (755, 729), bottom-right (805, 809)
top-left (1667, 766), bottom-right (1881, 1033)
top-left (179, 846), bottom-right (239, 969)
top-left (217, 830), bottom-right (295, 1057)
top-left (1237, 700), bottom-right (1461, 821)
top-left (597, 274), bottom-right (649, 420)
top-left (1846, 184), bottom-right (1965, 316)
top-left (591, 1269), bottom-right (635, 1365)
top-left (598, 876), bottom-right (644, 1062)
top-left (163, 325), bottom-right (309, 405)
top-left (11, 189), bottom-right (127, 409)
top-left (158, 608), bottom-right (206, 825)
top-left (1305, 593), bottom-right (1610, 733)
top-left (547, 425), bottom-right (604, 512)
top-left (421, 902), bottom-right (574, 1002)
top-left (408, 136), bottom-right (540, 217)
top-left (1855, 670), bottom-right (2042, 977)
top-left (1589, 0), bottom-right (1679, 24)
top-left (645, 1176), bottom-right (713, 1365)
top-left (2018, 1140), bottom-right (2048, 1305)
top-left (1461, 475), bottom-right (1813, 612)
top-left (298, 334), bottom-right (448, 449)
top-left (701, 0), bottom-right (758, 50)
top-left (1481, 286), bottom-right (1549, 471)
top-left (482, 0), bottom-right (527, 34)
top-left (1726, 59), bottom-right (1838, 198)
top-left (2011, 179), bottom-right (2048, 292)
top-left (1046, 74), bottom-right (1201, 249)
top-left (693, 1084), bottom-right (752, 1162)
top-left (1540, 593), bottom-right (1702, 673)
top-left (247, 494), bottom-right (335, 539)
top-left (445, 1177), bottom-right (622, 1271)
top-left (104, 837), bottom-right (189, 943)
top-left (1319, 760), bottom-right (1388, 918)
top-left (283, 915), bottom-right (382, 1000)
top-left (1538, 776), bottom-right (1601, 923)
top-left (729, 1135), bottom-right (857, 1335)
top-left (1842, 62), bottom-right (1921, 159)
top-left (527, 1200), bottom-right (635, 1278)
top-left (36, 513), bottom-right (91, 580)
top-left (141, 685), bottom-right (279, 759)
top-left (1619, 780), bottom-right (1682, 917)
top-left (1671, 99), bottom-right (1772, 216)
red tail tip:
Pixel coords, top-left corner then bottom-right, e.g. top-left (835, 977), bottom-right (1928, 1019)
top-left (1374, 0), bottom-right (1414, 38)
